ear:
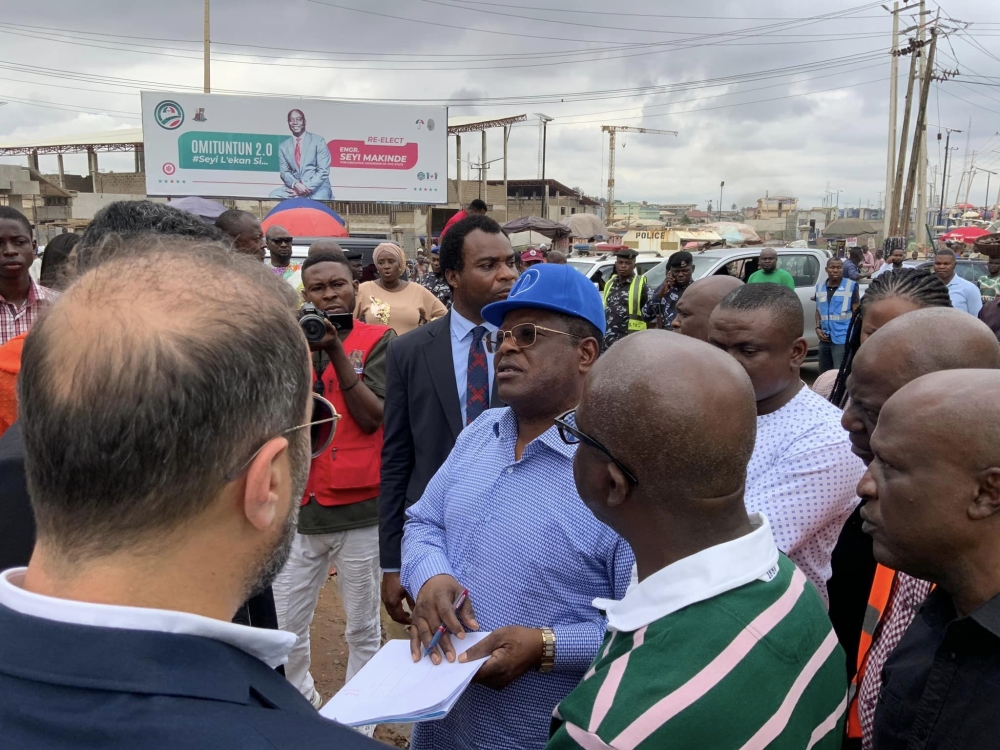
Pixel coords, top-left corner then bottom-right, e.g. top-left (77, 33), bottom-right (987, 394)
top-left (606, 463), bottom-right (631, 510)
top-left (352, 279), bottom-right (360, 295)
top-left (444, 268), bottom-right (459, 289)
top-left (577, 337), bottom-right (601, 374)
top-left (242, 436), bottom-right (292, 532)
top-left (790, 337), bottom-right (809, 368)
top-left (300, 286), bottom-right (308, 303)
top-left (969, 468), bottom-right (1000, 521)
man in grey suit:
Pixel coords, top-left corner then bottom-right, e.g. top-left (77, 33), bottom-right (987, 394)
top-left (379, 214), bottom-right (518, 624)
top-left (270, 109), bottom-right (333, 200)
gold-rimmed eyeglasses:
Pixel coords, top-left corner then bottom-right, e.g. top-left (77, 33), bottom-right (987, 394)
top-left (224, 393), bottom-right (340, 481)
top-left (483, 323), bottom-right (577, 354)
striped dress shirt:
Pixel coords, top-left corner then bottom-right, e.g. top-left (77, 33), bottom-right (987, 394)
top-left (0, 281), bottom-right (57, 345)
top-left (401, 408), bottom-right (634, 750)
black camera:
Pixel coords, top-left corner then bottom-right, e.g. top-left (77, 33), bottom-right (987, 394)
top-left (299, 303), bottom-right (354, 344)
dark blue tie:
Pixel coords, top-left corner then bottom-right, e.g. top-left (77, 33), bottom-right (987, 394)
top-left (466, 326), bottom-right (489, 425)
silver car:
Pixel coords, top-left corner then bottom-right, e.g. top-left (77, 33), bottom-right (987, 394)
top-left (644, 247), bottom-right (832, 354)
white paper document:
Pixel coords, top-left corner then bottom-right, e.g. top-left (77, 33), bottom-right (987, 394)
top-left (320, 632), bottom-right (492, 726)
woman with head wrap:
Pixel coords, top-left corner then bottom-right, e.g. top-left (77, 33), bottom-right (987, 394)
top-left (356, 242), bottom-right (447, 335)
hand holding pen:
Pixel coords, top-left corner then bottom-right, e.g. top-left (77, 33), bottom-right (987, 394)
top-left (423, 589), bottom-right (469, 659)
top-left (409, 574), bottom-right (479, 665)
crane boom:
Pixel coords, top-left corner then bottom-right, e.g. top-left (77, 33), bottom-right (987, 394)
top-left (602, 125), bottom-right (678, 221)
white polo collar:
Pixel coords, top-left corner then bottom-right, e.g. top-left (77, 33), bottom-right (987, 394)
top-left (593, 513), bottom-right (781, 632)
top-left (0, 568), bottom-right (296, 668)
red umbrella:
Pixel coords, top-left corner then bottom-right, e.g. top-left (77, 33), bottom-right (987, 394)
top-left (942, 226), bottom-right (990, 242)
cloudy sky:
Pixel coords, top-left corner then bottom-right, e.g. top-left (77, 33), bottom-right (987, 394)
top-left (1, 0), bottom-right (998, 210)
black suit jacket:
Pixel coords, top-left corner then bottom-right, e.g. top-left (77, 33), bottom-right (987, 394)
top-left (379, 312), bottom-right (501, 569)
top-left (0, 603), bottom-right (379, 750)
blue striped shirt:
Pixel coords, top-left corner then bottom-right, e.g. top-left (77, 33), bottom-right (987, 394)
top-left (401, 407), bottom-right (634, 750)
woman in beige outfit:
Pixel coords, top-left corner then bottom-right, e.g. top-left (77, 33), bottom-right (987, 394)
top-left (356, 243), bottom-right (447, 335)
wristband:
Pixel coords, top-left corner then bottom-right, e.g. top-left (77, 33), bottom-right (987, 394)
top-left (341, 377), bottom-right (361, 392)
top-left (540, 627), bottom-right (556, 673)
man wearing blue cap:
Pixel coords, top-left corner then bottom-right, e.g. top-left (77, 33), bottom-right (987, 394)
top-left (419, 245), bottom-right (452, 308)
top-left (401, 264), bottom-right (634, 750)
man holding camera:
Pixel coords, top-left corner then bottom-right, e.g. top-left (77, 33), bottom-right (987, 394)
top-left (272, 252), bottom-right (395, 712)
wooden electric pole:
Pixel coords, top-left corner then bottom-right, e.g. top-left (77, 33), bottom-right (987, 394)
top-left (890, 44), bottom-right (919, 235)
top-left (204, 0), bottom-right (211, 93)
top-left (883, 2), bottom-right (901, 239)
top-left (900, 30), bottom-right (937, 237)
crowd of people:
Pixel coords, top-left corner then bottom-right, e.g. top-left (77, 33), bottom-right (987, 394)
top-left (0, 198), bottom-right (999, 750)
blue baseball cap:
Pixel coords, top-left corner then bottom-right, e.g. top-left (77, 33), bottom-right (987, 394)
top-left (482, 264), bottom-right (606, 335)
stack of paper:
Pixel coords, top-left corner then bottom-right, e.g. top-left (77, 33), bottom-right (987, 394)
top-left (320, 632), bottom-right (492, 726)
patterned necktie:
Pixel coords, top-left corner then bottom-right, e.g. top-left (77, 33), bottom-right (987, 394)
top-left (294, 138), bottom-right (302, 168)
top-left (466, 326), bottom-right (489, 425)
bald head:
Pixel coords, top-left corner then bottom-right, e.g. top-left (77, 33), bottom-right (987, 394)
top-left (856, 307), bottom-right (1000, 392)
top-left (672, 275), bottom-right (744, 341)
top-left (574, 330), bottom-right (757, 552)
top-left (863, 370), bottom-right (1000, 582)
top-left (308, 239), bottom-right (344, 257)
top-left (546, 250), bottom-right (567, 264)
top-left (843, 307), bottom-right (1000, 464)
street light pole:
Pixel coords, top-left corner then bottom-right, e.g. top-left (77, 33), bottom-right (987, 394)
top-left (204, 0), bottom-right (211, 93)
top-left (982, 169), bottom-right (997, 217)
top-left (719, 181), bottom-right (725, 222)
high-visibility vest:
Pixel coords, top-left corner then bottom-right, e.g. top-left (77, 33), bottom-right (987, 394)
top-left (816, 277), bottom-right (857, 344)
top-left (602, 273), bottom-right (648, 332)
top-left (846, 564), bottom-right (897, 739)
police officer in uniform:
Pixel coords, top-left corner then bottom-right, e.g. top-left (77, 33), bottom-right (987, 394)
top-left (419, 246), bottom-right (452, 309)
top-left (602, 248), bottom-right (653, 348)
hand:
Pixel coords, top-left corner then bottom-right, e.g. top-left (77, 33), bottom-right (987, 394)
top-left (308, 319), bottom-right (344, 354)
top-left (381, 572), bottom-right (415, 626)
top-left (458, 626), bottom-right (544, 690)
top-left (656, 277), bottom-right (675, 299)
top-left (409, 574), bottom-right (478, 665)
top-left (816, 327), bottom-right (831, 343)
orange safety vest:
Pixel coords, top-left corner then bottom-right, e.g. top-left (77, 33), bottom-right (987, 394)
top-left (846, 563), bottom-right (897, 739)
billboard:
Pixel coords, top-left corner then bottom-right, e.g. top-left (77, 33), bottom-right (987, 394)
top-left (141, 93), bottom-right (448, 203)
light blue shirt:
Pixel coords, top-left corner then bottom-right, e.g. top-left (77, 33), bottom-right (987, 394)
top-left (946, 274), bottom-right (983, 316)
top-left (450, 308), bottom-right (497, 426)
top-left (401, 408), bottom-right (633, 750)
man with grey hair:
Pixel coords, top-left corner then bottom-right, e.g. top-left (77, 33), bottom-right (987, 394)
top-left (0, 242), bottom-right (378, 749)
top-left (216, 209), bottom-right (266, 262)
top-left (933, 247), bottom-right (982, 315)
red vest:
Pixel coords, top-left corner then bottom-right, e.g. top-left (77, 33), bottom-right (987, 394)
top-left (303, 321), bottom-right (391, 507)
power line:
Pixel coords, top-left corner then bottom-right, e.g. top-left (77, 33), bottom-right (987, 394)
top-left (0, 92), bottom-right (139, 118)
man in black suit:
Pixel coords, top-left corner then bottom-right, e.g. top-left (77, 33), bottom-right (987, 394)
top-left (0, 242), bottom-right (377, 749)
top-left (380, 214), bottom-right (518, 624)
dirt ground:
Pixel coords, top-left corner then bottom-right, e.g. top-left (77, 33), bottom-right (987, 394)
top-left (310, 574), bottom-right (412, 748)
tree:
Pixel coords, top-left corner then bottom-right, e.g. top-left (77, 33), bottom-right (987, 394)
top-left (731, 203), bottom-right (738, 212)
top-left (707, 201), bottom-right (713, 214)
top-left (679, 214), bottom-right (693, 225)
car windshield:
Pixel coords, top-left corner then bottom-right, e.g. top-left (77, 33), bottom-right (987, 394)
top-left (567, 260), bottom-right (595, 274)
top-left (645, 253), bottom-right (730, 289)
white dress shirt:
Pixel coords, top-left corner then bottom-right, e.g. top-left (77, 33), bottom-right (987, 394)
top-left (744, 386), bottom-right (865, 606)
top-left (0, 568), bottom-right (295, 668)
top-left (946, 274), bottom-right (983, 316)
top-left (450, 308), bottom-right (498, 426)
top-left (593, 513), bottom-right (780, 633)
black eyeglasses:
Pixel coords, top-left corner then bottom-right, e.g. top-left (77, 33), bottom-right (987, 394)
top-left (554, 409), bottom-right (639, 485)
top-left (224, 393), bottom-right (340, 481)
top-left (483, 323), bottom-right (576, 354)
top-left (270, 236), bottom-right (293, 245)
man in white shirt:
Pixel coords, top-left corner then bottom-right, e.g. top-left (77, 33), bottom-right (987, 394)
top-left (0, 239), bottom-right (377, 749)
top-left (709, 283), bottom-right (865, 605)
top-left (933, 247), bottom-right (982, 315)
top-left (872, 247), bottom-right (905, 278)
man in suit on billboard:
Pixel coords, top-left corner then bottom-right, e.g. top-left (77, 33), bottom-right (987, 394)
top-left (270, 109), bottom-right (333, 201)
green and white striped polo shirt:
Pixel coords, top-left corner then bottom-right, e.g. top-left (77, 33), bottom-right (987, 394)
top-left (547, 514), bottom-right (847, 750)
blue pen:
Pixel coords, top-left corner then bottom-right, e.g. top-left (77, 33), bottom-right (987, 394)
top-left (423, 588), bottom-right (470, 659)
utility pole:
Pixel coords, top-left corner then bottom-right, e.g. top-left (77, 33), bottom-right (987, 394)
top-left (963, 150), bottom-right (976, 206)
top-left (900, 29), bottom-right (936, 238)
top-left (884, 2), bottom-right (901, 239)
top-left (938, 128), bottom-right (961, 225)
top-left (204, 0), bottom-right (211, 93)
top-left (915, 0), bottom-right (929, 243)
top-left (890, 40), bottom-right (919, 235)
top-left (719, 181), bottom-right (725, 222)
top-left (980, 169), bottom-right (997, 216)
top-left (455, 134), bottom-right (462, 209)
